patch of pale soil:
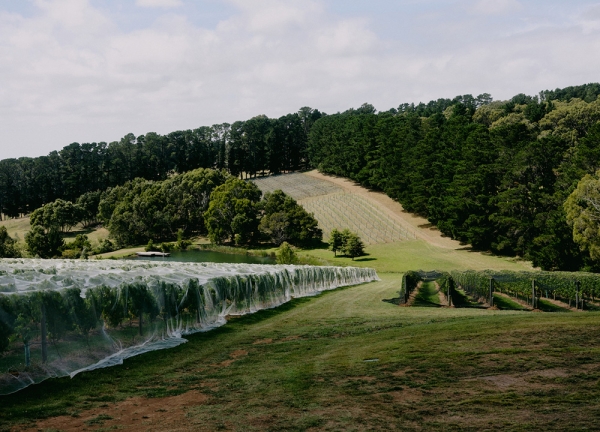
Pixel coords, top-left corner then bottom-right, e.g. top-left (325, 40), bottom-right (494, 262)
top-left (463, 368), bottom-right (569, 390)
top-left (303, 170), bottom-right (462, 249)
top-left (230, 349), bottom-right (248, 358)
top-left (388, 388), bottom-right (423, 403)
top-left (253, 338), bottom-right (273, 344)
top-left (21, 390), bottom-right (209, 432)
top-left (213, 349), bottom-right (248, 368)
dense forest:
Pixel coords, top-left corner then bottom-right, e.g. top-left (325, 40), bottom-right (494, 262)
top-left (0, 108), bottom-right (323, 218)
top-left (1, 83), bottom-right (600, 270)
top-left (309, 84), bottom-right (600, 271)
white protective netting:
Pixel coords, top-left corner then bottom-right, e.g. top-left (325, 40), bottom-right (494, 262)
top-left (0, 259), bottom-right (378, 394)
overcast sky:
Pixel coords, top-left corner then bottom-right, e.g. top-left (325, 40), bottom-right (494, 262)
top-left (1, 0), bottom-right (599, 160)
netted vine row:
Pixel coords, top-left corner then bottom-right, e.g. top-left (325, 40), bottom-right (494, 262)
top-left (0, 260), bottom-right (378, 395)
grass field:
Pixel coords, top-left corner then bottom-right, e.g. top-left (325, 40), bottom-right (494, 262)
top-left (3, 270), bottom-right (600, 431)
top-left (0, 217), bottom-right (110, 251)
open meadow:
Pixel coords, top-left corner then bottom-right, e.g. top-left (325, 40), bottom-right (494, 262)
top-left (1, 173), bottom-right (600, 431)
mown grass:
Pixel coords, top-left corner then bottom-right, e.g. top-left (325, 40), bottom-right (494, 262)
top-left (2, 271), bottom-right (600, 431)
top-left (412, 281), bottom-right (441, 307)
top-left (493, 293), bottom-right (529, 311)
top-left (0, 223), bottom-right (597, 430)
top-left (298, 239), bottom-right (532, 273)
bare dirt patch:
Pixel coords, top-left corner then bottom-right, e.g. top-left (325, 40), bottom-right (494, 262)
top-left (21, 390), bottom-right (209, 432)
top-left (253, 338), bottom-right (273, 345)
top-left (464, 368), bottom-right (569, 390)
top-left (388, 387), bottom-right (423, 403)
top-left (230, 349), bottom-right (248, 359)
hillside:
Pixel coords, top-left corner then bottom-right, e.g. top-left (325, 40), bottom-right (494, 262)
top-left (0, 217), bottom-right (109, 250)
top-left (253, 171), bottom-right (531, 272)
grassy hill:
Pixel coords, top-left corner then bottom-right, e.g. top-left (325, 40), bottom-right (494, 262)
top-left (2, 173), bottom-right (599, 431)
top-left (0, 217), bottom-right (109, 253)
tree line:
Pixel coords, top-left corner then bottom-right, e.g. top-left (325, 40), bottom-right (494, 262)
top-left (0, 108), bottom-right (323, 218)
top-left (20, 168), bottom-right (322, 258)
top-left (3, 82), bottom-right (600, 269)
top-left (308, 83), bottom-right (600, 271)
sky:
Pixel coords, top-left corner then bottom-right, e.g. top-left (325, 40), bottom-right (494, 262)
top-left (0, 0), bottom-right (599, 159)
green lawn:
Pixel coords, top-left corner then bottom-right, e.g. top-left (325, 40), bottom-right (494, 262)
top-left (3, 237), bottom-right (600, 430)
top-left (412, 281), bottom-right (441, 307)
top-left (299, 239), bottom-right (532, 273)
top-left (3, 272), bottom-right (600, 430)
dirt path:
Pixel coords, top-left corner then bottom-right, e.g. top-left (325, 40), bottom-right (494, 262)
top-left (304, 170), bottom-right (465, 250)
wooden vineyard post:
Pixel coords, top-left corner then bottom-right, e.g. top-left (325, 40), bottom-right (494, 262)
top-left (531, 279), bottom-right (536, 309)
top-left (489, 278), bottom-right (494, 307)
top-left (448, 277), bottom-right (453, 307)
top-left (401, 274), bottom-right (407, 304)
top-left (576, 281), bottom-right (581, 310)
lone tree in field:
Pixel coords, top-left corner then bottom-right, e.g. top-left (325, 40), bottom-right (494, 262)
top-left (344, 232), bottom-right (365, 260)
top-left (329, 228), bottom-right (365, 259)
top-left (329, 228), bottom-right (344, 256)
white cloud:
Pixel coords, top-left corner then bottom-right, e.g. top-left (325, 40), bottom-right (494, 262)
top-left (0, 0), bottom-right (599, 159)
top-left (135, 0), bottom-right (183, 8)
top-left (471, 0), bottom-right (523, 16)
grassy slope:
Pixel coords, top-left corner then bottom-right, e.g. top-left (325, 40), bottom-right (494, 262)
top-left (0, 217), bottom-right (110, 249)
top-left (3, 272), bottom-right (600, 431)
top-left (1, 178), bottom-right (598, 430)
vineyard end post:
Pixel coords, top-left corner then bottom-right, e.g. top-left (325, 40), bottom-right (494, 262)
top-left (489, 278), bottom-right (494, 307)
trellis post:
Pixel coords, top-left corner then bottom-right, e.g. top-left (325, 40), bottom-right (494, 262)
top-left (489, 278), bottom-right (494, 307)
top-left (576, 280), bottom-right (581, 310)
top-left (532, 279), bottom-right (536, 309)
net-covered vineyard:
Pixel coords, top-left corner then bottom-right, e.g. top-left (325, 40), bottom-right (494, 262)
top-left (0, 259), bottom-right (379, 395)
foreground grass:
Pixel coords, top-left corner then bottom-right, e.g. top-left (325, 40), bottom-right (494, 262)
top-left (2, 273), bottom-right (600, 431)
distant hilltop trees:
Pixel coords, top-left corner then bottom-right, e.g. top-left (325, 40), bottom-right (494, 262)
top-left (2, 83), bottom-right (600, 270)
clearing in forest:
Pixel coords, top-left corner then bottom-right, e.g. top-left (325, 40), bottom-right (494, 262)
top-left (252, 172), bottom-right (415, 245)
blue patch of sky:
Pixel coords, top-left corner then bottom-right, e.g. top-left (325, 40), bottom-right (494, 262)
top-left (321, 0), bottom-right (600, 42)
top-left (2, 0), bottom-right (597, 34)
top-left (89, 0), bottom-right (236, 31)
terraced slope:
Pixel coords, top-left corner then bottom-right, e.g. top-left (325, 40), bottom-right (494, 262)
top-left (252, 173), bottom-right (415, 245)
